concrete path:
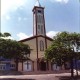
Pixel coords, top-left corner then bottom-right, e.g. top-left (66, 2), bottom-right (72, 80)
top-left (0, 70), bottom-right (80, 80)
top-left (0, 73), bottom-right (72, 80)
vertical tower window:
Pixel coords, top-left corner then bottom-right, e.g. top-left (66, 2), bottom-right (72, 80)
top-left (41, 26), bottom-right (44, 34)
top-left (37, 15), bottom-right (39, 23)
top-left (39, 15), bottom-right (41, 23)
top-left (37, 15), bottom-right (41, 23)
top-left (38, 25), bottom-right (40, 34)
top-left (41, 15), bottom-right (43, 23)
top-left (40, 40), bottom-right (44, 51)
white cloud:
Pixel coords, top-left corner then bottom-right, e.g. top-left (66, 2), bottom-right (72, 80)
top-left (49, 0), bottom-right (69, 3)
top-left (46, 31), bottom-right (59, 38)
top-left (17, 31), bottom-right (59, 40)
top-left (1, 0), bottom-right (28, 16)
top-left (1, 36), bottom-right (14, 40)
top-left (17, 32), bottom-right (32, 40)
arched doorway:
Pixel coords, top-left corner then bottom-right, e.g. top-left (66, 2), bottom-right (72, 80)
top-left (40, 61), bottom-right (46, 71)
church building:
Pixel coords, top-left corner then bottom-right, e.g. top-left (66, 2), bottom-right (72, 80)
top-left (18, 0), bottom-right (53, 72)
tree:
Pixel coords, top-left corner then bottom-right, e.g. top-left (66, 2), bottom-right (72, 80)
top-left (0, 32), bottom-right (3, 37)
top-left (0, 32), bottom-right (11, 37)
top-left (45, 31), bottom-right (80, 77)
top-left (0, 32), bottom-right (31, 71)
top-left (0, 32), bottom-right (11, 57)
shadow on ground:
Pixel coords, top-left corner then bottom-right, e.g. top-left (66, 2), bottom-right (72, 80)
top-left (0, 79), bottom-right (35, 80)
top-left (0, 71), bottom-right (23, 75)
top-left (56, 76), bottom-right (80, 80)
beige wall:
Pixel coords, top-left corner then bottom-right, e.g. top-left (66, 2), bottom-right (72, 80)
top-left (37, 37), bottom-right (52, 59)
top-left (47, 39), bottom-right (52, 48)
top-left (23, 38), bottom-right (37, 61)
top-left (37, 37), bottom-right (45, 58)
top-left (37, 37), bottom-right (46, 51)
top-left (18, 62), bottom-right (22, 71)
top-left (22, 37), bottom-right (52, 60)
top-left (10, 60), bottom-right (16, 64)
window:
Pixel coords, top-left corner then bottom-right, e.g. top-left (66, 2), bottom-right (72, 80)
top-left (40, 40), bottom-right (44, 51)
top-left (37, 15), bottom-right (41, 23)
top-left (0, 65), bottom-right (6, 70)
top-left (38, 25), bottom-right (40, 29)
top-left (10, 64), bottom-right (15, 68)
top-left (37, 15), bottom-right (39, 23)
top-left (37, 15), bottom-right (42, 23)
top-left (38, 25), bottom-right (40, 34)
top-left (38, 10), bottom-right (42, 13)
top-left (41, 26), bottom-right (44, 34)
top-left (41, 16), bottom-right (43, 23)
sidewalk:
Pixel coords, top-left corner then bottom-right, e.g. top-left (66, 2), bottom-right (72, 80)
top-left (0, 73), bottom-right (80, 80)
top-left (0, 70), bottom-right (70, 75)
top-left (0, 73), bottom-right (69, 80)
top-left (0, 71), bottom-right (80, 80)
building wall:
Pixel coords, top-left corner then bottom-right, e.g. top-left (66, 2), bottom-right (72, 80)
top-left (38, 37), bottom-right (52, 58)
top-left (18, 62), bottom-right (22, 71)
top-left (23, 38), bottom-right (37, 61)
top-left (46, 39), bottom-right (52, 48)
top-left (37, 37), bottom-right (46, 58)
top-left (0, 60), bottom-right (16, 71)
top-left (22, 37), bottom-right (52, 60)
top-left (18, 37), bottom-right (53, 72)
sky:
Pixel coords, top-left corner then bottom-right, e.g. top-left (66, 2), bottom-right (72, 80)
top-left (1, 0), bottom-right (80, 40)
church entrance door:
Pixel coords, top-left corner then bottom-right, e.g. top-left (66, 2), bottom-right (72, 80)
top-left (40, 61), bottom-right (46, 71)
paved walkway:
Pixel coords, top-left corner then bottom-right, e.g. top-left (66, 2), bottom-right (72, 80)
top-left (0, 73), bottom-right (72, 80)
top-left (0, 72), bottom-right (80, 80)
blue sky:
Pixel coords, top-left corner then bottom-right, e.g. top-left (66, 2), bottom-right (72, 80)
top-left (1, 0), bottom-right (80, 40)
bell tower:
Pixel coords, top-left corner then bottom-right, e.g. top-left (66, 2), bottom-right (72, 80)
top-left (32, 0), bottom-right (46, 36)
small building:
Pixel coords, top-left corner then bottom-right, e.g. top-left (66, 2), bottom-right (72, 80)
top-left (0, 57), bottom-right (15, 71)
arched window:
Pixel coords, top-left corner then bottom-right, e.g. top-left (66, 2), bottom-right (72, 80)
top-left (40, 40), bottom-right (44, 51)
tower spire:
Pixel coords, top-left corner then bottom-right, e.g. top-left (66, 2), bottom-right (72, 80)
top-left (35, 0), bottom-right (41, 7)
